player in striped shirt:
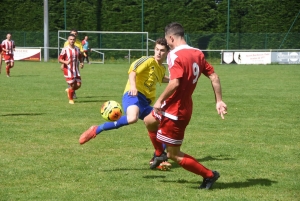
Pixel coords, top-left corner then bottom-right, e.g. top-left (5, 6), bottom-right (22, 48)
top-left (62, 29), bottom-right (84, 99)
top-left (59, 34), bottom-right (84, 104)
top-left (1, 33), bottom-right (15, 77)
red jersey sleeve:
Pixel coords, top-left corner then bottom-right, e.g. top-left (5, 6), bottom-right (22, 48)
top-left (201, 59), bottom-right (215, 77)
top-left (59, 48), bottom-right (66, 60)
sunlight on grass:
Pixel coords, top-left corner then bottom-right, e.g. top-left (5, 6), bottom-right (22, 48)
top-left (0, 61), bottom-right (299, 200)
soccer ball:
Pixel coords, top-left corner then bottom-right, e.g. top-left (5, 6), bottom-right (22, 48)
top-left (100, 100), bottom-right (123, 121)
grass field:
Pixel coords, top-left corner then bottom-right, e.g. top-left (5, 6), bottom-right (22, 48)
top-left (0, 61), bottom-right (299, 201)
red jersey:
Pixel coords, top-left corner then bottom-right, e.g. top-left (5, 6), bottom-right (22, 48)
top-left (59, 46), bottom-right (82, 78)
top-left (162, 45), bottom-right (215, 120)
top-left (1, 39), bottom-right (15, 55)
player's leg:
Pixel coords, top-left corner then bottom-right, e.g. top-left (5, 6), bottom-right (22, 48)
top-left (144, 110), bottom-right (169, 167)
top-left (10, 60), bottom-right (14, 68)
top-left (79, 93), bottom-right (139, 144)
top-left (4, 55), bottom-right (10, 77)
top-left (5, 61), bottom-right (10, 77)
top-left (65, 79), bottom-right (75, 104)
top-left (144, 111), bottom-right (165, 155)
top-left (96, 94), bottom-right (139, 129)
top-left (86, 52), bottom-right (90, 64)
top-left (154, 118), bottom-right (220, 189)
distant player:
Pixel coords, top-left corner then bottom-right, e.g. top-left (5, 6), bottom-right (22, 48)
top-left (82, 36), bottom-right (90, 64)
top-left (0, 44), bottom-right (3, 74)
top-left (62, 29), bottom-right (85, 99)
top-left (1, 33), bottom-right (15, 77)
top-left (59, 34), bottom-right (84, 104)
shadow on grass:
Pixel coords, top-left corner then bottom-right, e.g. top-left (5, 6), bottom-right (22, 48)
top-left (170, 154), bottom-right (235, 169)
top-left (1, 113), bottom-right (44, 116)
top-left (9, 75), bottom-right (40, 77)
top-left (161, 178), bottom-right (277, 189)
top-left (215, 178), bottom-right (278, 189)
top-left (80, 96), bottom-right (115, 99)
top-left (101, 168), bottom-right (147, 172)
top-left (77, 99), bottom-right (108, 103)
top-left (143, 175), bottom-right (167, 179)
top-left (197, 154), bottom-right (235, 162)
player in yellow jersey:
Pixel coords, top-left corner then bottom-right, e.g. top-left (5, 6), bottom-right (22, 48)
top-left (79, 38), bottom-right (171, 170)
top-left (61, 29), bottom-right (85, 99)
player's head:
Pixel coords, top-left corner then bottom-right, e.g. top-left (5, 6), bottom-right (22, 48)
top-left (70, 29), bottom-right (78, 38)
top-left (68, 34), bottom-right (76, 46)
top-left (154, 38), bottom-right (169, 64)
top-left (6, 33), bottom-right (12, 40)
top-left (84, 36), bottom-right (88, 40)
top-left (164, 22), bottom-right (185, 49)
top-left (165, 22), bottom-right (184, 37)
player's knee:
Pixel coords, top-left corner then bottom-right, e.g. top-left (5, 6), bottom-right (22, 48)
top-left (144, 115), bottom-right (159, 131)
top-left (127, 115), bottom-right (139, 124)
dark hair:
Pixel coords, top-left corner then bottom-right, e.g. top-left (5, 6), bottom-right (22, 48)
top-left (69, 34), bottom-right (76, 38)
top-left (69, 29), bottom-right (78, 34)
top-left (155, 38), bottom-right (170, 51)
top-left (165, 22), bottom-right (184, 37)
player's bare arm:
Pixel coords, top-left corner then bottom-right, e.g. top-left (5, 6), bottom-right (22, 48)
top-left (59, 59), bottom-right (70, 65)
top-left (153, 78), bottom-right (180, 112)
top-left (128, 71), bottom-right (138, 96)
top-left (208, 72), bottom-right (227, 119)
top-left (79, 56), bottom-right (84, 69)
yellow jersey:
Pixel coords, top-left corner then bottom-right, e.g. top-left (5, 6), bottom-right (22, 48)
top-left (64, 39), bottom-right (84, 53)
top-left (123, 56), bottom-right (167, 104)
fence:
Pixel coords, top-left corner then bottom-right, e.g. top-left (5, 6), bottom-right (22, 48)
top-left (1, 31), bottom-right (299, 62)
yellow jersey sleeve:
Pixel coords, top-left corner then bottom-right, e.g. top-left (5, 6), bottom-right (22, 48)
top-left (123, 56), bottom-right (166, 104)
top-left (75, 39), bottom-right (84, 53)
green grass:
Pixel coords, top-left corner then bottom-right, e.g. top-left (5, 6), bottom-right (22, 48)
top-left (0, 61), bottom-right (299, 201)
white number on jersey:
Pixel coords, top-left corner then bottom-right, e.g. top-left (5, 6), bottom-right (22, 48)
top-left (192, 62), bottom-right (200, 84)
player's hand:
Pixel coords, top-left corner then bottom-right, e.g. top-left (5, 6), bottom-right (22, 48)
top-left (153, 101), bottom-right (162, 115)
top-left (60, 65), bottom-right (64, 71)
top-left (128, 88), bottom-right (138, 96)
top-left (80, 63), bottom-right (84, 69)
top-left (65, 59), bottom-right (71, 65)
top-left (216, 101), bottom-right (227, 119)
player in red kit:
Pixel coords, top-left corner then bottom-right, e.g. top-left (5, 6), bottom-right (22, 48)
top-left (59, 34), bottom-right (84, 104)
top-left (144, 22), bottom-right (227, 189)
top-left (0, 45), bottom-right (3, 74)
top-left (1, 33), bottom-right (15, 77)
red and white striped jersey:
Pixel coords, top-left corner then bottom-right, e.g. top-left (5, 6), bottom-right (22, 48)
top-left (1, 39), bottom-right (15, 55)
top-left (59, 46), bottom-right (82, 78)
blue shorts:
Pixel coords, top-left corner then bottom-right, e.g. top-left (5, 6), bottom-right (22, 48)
top-left (122, 91), bottom-right (153, 120)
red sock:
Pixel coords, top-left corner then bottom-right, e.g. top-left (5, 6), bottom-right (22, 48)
top-left (179, 154), bottom-right (213, 178)
top-left (68, 89), bottom-right (74, 100)
top-left (148, 130), bottom-right (164, 156)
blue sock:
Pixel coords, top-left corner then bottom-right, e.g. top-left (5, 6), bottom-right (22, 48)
top-left (96, 116), bottom-right (129, 134)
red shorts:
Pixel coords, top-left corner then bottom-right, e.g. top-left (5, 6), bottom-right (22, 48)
top-left (3, 54), bottom-right (14, 62)
top-left (153, 111), bottom-right (191, 146)
top-left (65, 76), bottom-right (81, 84)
